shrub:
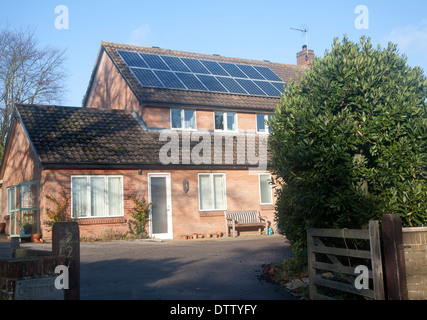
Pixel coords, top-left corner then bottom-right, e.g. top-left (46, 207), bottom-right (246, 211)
top-left (127, 194), bottom-right (151, 239)
top-left (269, 36), bottom-right (427, 257)
top-left (44, 188), bottom-right (72, 231)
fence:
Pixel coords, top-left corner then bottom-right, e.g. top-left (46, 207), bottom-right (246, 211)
top-left (307, 220), bottom-right (385, 300)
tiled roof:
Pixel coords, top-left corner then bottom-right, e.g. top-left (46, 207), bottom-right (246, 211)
top-left (16, 104), bottom-right (269, 169)
top-left (100, 42), bottom-right (304, 112)
top-left (17, 104), bottom-right (163, 167)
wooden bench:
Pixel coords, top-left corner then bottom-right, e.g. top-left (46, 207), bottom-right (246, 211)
top-left (224, 210), bottom-right (269, 237)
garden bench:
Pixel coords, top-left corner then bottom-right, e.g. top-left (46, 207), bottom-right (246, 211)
top-left (224, 210), bottom-right (269, 237)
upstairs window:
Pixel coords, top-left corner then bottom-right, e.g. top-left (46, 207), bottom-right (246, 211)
top-left (214, 112), bottom-right (237, 132)
top-left (257, 114), bottom-right (273, 133)
top-left (171, 109), bottom-right (196, 130)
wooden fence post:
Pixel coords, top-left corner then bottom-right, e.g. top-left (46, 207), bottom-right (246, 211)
top-left (381, 214), bottom-right (408, 300)
top-left (369, 220), bottom-right (385, 300)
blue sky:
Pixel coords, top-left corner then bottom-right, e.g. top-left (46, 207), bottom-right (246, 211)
top-left (1, 0), bottom-right (426, 106)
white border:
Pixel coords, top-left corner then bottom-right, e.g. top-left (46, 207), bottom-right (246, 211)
top-left (213, 111), bottom-right (239, 133)
top-left (70, 175), bottom-right (124, 219)
top-left (258, 173), bottom-right (273, 205)
top-left (170, 108), bottom-right (198, 131)
top-left (197, 172), bottom-right (227, 212)
top-left (147, 172), bottom-right (173, 239)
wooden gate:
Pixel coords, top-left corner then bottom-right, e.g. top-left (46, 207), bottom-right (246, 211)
top-left (307, 220), bottom-right (385, 300)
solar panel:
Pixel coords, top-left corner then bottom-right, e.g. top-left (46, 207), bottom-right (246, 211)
top-left (236, 64), bottom-right (265, 80)
top-left (181, 58), bottom-right (211, 74)
top-left (196, 74), bottom-right (228, 92)
top-left (218, 62), bottom-right (248, 78)
top-left (118, 49), bottom-right (286, 97)
top-left (253, 80), bottom-right (281, 96)
top-left (270, 82), bottom-right (286, 93)
top-left (130, 68), bottom-right (164, 88)
top-left (140, 53), bottom-right (170, 70)
top-left (154, 70), bottom-right (186, 89)
top-left (253, 66), bottom-right (283, 81)
top-left (200, 60), bottom-right (229, 76)
top-left (216, 76), bottom-right (248, 95)
top-left (117, 50), bottom-right (149, 68)
top-left (235, 79), bottom-right (266, 96)
top-left (175, 72), bottom-right (207, 91)
top-left (161, 55), bottom-right (191, 72)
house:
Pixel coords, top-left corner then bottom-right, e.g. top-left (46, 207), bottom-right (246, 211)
top-left (0, 43), bottom-right (312, 240)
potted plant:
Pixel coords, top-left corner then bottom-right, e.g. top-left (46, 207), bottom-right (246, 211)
top-left (0, 222), bottom-right (5, 234)
top-left (31, 223), bottom-right (42, 242)
top-left (21, 222), bottom-right (32, 235)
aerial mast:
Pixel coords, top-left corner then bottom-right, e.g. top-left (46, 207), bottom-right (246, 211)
top-left (291, 27), bottom-right (309, 61)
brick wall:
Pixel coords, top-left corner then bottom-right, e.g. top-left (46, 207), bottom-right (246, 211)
top-left (40, 168), bottom-right (277, 240)
top-left (0, 253), bottom-right (65, 300)
top-left (402, 227), bottom-right (427, 300)
top-left (85, 50), bottom-right (140, 112)
top-left (0, 117), bottom-right (42, 233)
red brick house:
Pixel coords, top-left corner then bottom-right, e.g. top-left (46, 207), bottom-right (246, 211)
top-left (0, 43), bottom-right (310, 240)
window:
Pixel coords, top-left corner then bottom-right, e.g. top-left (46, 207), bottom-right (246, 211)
top-left (259, 173), bottom-right (273, 204)
top-left (7, 181), bottom-right (39, 236)
top-left (257, 114), bottom-right (273, 133)
top-left (214, 112), bottom-right (237, 131)
top-left (71, 176), bottom-right (123, 218)
top-left (171, 108), bottom-right (196, 130)
top-left (198, 173), bottom-right (226, 211)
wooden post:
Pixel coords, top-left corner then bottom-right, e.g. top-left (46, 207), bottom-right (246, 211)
top-left (381, 214), bottom-right (408, 300)
top-left (369, 220), bottom-right (385, 300)
top-left (52, 222), bottom-right (80, 300)
top-left (307, 229), bottom-right (317, 300)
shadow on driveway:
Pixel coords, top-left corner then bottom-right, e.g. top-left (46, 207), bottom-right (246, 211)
top-left (9, 234), bottom-right (296, 300)
top-left (78, 235), bottom-right (296, 300)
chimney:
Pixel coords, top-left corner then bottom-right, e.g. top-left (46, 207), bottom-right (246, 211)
top-left (297, 45), bottom-right (314, 67)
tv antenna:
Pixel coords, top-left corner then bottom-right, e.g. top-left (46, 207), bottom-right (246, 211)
top-left (291, 27), bottom-right (309, 59)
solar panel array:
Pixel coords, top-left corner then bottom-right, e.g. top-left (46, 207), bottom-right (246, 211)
top-left (117, 50), bottom-right (286, 98)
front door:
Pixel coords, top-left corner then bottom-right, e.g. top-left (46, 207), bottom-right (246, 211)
top-left (148, 173), bottom-right (173, 239)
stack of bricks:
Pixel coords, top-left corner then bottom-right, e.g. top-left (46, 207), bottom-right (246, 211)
top-left (0, 253), bottom-right (65, 300)
top-left (402, 227), bottom-right (427, 300)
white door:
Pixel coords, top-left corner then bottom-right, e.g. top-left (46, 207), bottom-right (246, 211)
top-left (148, 173), bottom-right (173, 239)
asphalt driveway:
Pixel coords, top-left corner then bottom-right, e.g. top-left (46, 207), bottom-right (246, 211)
top-left (14, 234), bottom-right (296, 300)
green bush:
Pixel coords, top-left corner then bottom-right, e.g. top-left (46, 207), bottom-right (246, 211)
top-left (269, 36), bottom-right (427, 257)
top-left (127, 194), bottom-right (151, 239)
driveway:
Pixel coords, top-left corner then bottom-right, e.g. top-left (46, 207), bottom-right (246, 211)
top-left (14, 234), bottom-right (296, 300)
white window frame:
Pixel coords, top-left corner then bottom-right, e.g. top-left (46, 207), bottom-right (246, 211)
top-left (214, 111), bottom-right (238, 132)
top-left (258, 173), bottom-right (273, 205)
top-left (198, 173), bottom-right (227, 211)
top-left (170, 108), bottom-right (197, 131)
top-left (256, 114), bottom-right (273, 134)
top-left (71, 175), bottom-right (124, 219)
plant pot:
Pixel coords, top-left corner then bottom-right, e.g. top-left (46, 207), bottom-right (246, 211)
top-left (212, 234), bottom-right (218, 238)
top-left (31, 234), bottom-right (42, 242)
top-left (197, 234), bottom-right (204, 239)
top-left (192, 233), bottom-right (198, 239)
top-left (205, 233), bottom-right (212, 238)
top-left (180, 235), bottom-right (188, 240)
top-left (217, 232), bottom-right (223, 238)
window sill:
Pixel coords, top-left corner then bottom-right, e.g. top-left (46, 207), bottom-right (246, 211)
top-left (199, 211), bottom-right (225, 218)
top-left (76, 217), bottom-right (127, 225)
